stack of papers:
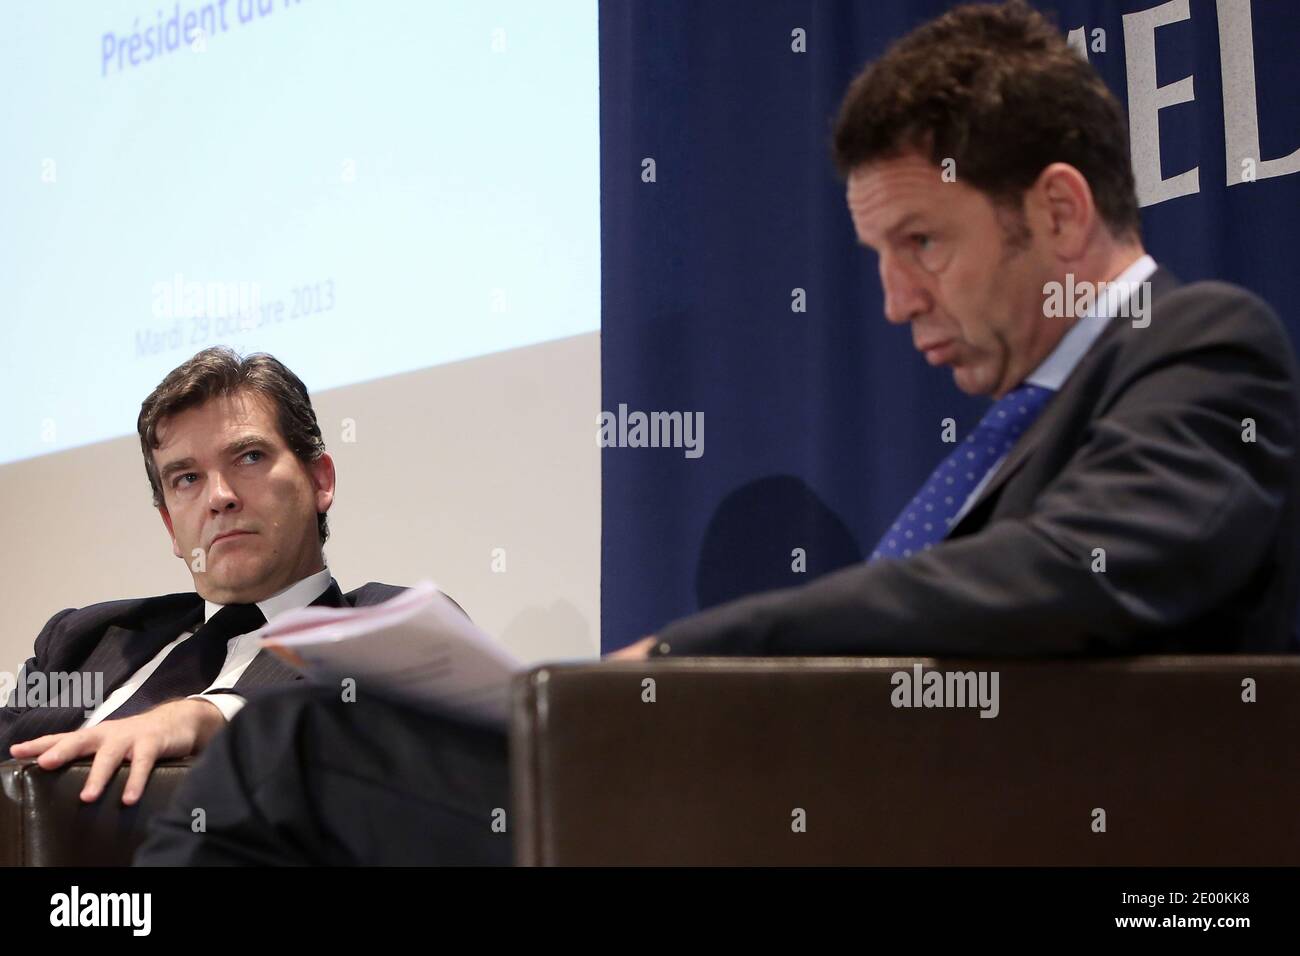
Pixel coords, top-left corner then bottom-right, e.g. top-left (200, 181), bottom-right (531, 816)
top-left (256, 581), bottom-right (522, 728)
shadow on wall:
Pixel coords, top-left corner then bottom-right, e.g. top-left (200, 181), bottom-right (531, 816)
top-left (501, 599), bottom-right (595, 663)
top-left (695, 475), bottom-right (863, 611)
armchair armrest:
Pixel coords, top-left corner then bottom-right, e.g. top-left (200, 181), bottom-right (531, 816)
top-left (0, 758), bottom-right (194, 866)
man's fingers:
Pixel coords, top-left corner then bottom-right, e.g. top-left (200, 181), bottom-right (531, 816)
top-left (121, 744), bottom-right (160, 805)
top-left (16, 710), bottom-right (192, 804)
top-left (607, 636), bottom-right (656, 660)
top-left (80, 739), bottom-right (131, 803)
top-left (8, 733), bottom-right (65, 758)
top-left (35, 732), bottom-right (98, 770)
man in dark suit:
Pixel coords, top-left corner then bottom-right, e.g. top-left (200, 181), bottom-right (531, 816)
top-left (628, 267), bottom-right (1299, 659)
top-left (1, 346), bottom-right (409, 806)
top-left (137, 1), bottom-right (1298, 865)
top-left (616, 0), bottom-right (1300, 661)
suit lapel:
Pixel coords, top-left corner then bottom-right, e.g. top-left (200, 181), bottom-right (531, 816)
top-left (953, 266), bottom-right (1182, 529)
top-left (80, 609), bottom-right (204, 697)
top-left (233, 578), bottom-right (347, 689)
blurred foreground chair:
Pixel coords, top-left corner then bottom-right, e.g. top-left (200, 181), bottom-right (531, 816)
top-left (510, 656), bottom-right (1300, 865)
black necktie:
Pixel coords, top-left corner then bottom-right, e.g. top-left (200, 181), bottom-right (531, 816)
top-left (111, 602), bottom-right (266, 719)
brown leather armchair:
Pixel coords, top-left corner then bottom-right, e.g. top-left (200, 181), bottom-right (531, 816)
top-left (0, 759), bottom-right (192, 866)
top-left (6, 655), bottom-right (1297, 866)
top-left (509, 656), bottom-right (1300, 865)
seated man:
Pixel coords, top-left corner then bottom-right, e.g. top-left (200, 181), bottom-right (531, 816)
top-left (629, 1), bottom-right (1300, 661)
top-left (136, 0), bottom-right (1298, 865)
top-left (1, 347), bottom-right (408, 806)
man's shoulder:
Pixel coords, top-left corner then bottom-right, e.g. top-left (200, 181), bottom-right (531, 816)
top-left (45, 590), bottom-right (200, 633)
top-left (343, 582), bottom-right (409, 607)
top-left (342, 581), bottom-right (471, 620)
top-left (1147, 273), bottom-right (1293, 354)
top-left (1097, 271), bottom-right (1299, 387)
top-left (48, 580), bottom-right (455, 631)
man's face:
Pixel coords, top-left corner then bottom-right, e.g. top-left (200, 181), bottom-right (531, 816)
top-left (153, 389), bottom-right (335, 605)
top-left (846, 153), bottom-right (1061, 398)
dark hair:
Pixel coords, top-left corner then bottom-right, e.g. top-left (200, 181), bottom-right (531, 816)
top-left (138, 347), bottom-right (330, 545)
top-left (832, 0), bottom-right (1140, 241)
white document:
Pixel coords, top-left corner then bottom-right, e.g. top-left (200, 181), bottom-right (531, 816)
top-left (256, 581), bottom-right (522, 728)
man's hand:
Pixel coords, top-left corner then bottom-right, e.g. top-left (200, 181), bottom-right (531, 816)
top-left (606, 636), bottom-right (657, 661)
top-left (7, 699), bottom-right (226, 805)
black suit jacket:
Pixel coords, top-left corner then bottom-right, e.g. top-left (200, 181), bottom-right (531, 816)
top-left (657, 269), bottom-right (1300, 657)
top-left (0, 579), bottom-right (408, 754)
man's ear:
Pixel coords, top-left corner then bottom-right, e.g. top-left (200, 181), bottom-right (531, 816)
top-left (158, 505), bottom-right (182, 560)
top-left (1030, 162), bottom-right (1096, 261)
top-left (310, 452), bottom-right (337, 517)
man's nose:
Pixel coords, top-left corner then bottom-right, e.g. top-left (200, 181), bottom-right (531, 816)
top-left (207, 471), bottom-right (240, 511)
top-left (879, 253), bottom-right (930, 326)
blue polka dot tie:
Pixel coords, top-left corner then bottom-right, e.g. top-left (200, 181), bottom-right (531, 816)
top-left (870, 383), bottom-right (1056, 560)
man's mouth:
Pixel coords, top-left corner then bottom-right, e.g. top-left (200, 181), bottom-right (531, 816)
top-left (211, 531), bottom-right (254, 548)
top-left (919, 340), bottom-right (956, 366)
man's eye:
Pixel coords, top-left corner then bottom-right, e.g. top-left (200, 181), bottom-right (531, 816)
top-left (174, 473), bottom-right (197, 488)
top-left (910, 233), bottom-right (932, 250)
top-left (241, 450), bottom-right (264, 464)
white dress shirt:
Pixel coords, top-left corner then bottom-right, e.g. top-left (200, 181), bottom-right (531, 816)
top-left (80, 566), bottom-right (334, 728)
top-left (950, 254), bottom-right (1158, 525)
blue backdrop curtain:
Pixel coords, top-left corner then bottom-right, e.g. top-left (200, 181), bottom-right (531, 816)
top-left (599, 0), bottom-right (1300, 649)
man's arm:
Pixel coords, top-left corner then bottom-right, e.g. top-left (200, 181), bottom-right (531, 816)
top-left (3, 608), bottom-right (232, 804)
top-left (189, 691), bottom-right (246, 721)
top-left (655, 288), bottom-right (1297, 657)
